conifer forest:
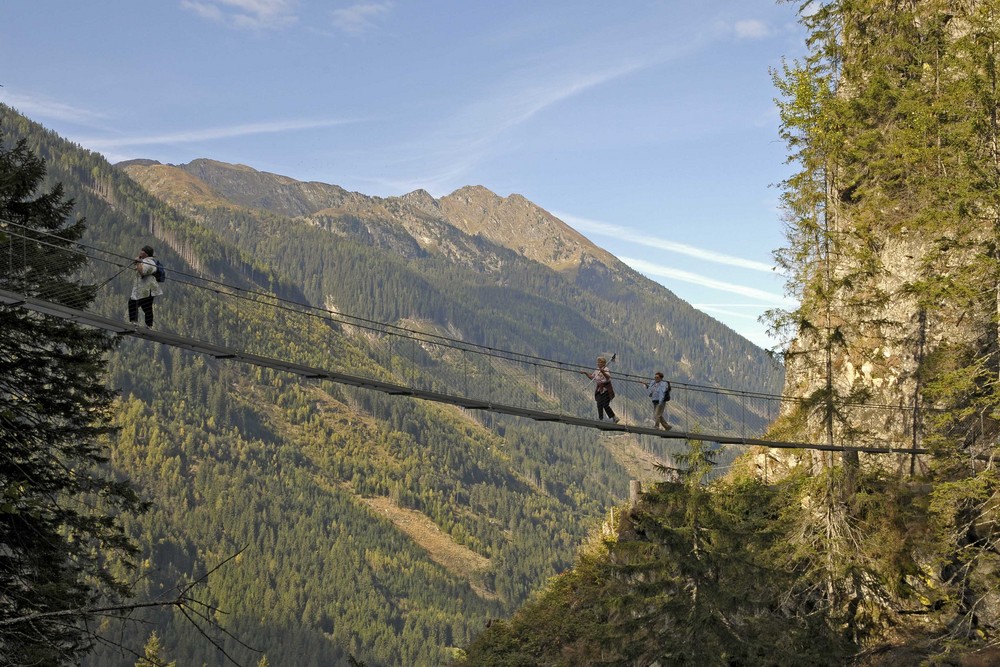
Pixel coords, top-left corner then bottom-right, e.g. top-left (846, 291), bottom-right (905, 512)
top-left (8, 1), bottom-right (1000, 666)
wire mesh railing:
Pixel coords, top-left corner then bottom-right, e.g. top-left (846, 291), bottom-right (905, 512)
top-left (0, 218), bottom-right (932, 451)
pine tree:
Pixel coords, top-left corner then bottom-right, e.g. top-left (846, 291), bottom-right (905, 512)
top-left (135, 631), bottom-right (175, 667)
top-left (0, 136), bottom-right (145, 664)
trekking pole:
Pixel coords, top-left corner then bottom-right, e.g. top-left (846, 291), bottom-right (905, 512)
top-left (94, 265), bottom-right (129, 291)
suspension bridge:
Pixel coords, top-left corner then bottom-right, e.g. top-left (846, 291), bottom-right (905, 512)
top-left (1, 219), bottom-right (930, 457)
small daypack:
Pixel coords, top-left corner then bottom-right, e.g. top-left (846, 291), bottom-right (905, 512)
top-left (153, 258), bottom-right (166, 283)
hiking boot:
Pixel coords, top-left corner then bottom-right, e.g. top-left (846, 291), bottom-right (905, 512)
top-left (613, 417), bottom-right (621, 424)
top-left (664, 423), bottom-right (672, 430)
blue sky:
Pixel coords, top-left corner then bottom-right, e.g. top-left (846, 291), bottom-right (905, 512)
top-left (1, 1), bottom-right (806, 349)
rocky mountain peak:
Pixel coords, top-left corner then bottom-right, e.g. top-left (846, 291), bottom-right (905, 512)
top-left (398, 188), bottom-right (439, 213)
top-left (439, 185), bottom-right (618, 272)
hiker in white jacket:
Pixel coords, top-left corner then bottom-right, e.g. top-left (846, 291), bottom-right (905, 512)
top-left (128, 245), bottom-right (163, 328)
top-left (644, 372), bottom-right (672, 430)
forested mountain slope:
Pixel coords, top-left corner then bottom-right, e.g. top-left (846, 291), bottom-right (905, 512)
top-left (121, 156), bottom-right (778, 393)
top-left (1, 104), bottom-right (781, 665)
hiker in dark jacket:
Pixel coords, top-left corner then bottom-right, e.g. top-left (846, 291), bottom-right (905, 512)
top-left (581, 356), bottom-right (619, 423)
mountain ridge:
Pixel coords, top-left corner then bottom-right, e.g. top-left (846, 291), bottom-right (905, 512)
top-left (121, 159), bottom-right (641, 285)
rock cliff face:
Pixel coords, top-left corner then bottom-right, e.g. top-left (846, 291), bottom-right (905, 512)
top-left (770, 192), bottom-right (1000, 466)
top-left (768, 8), bottom-right (1000, 467)
top-left (777, 229), bottom-right (934, 454)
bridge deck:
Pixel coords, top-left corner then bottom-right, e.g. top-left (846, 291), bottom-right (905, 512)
top-left (0, 288), bottom-right (927, 456)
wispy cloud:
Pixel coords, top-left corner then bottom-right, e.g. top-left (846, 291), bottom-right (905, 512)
top-left (376, 55), bottom-right (662, 196)
top-left (332, 11), bottom-right (768, 196)
top-left (78, 117), bottom-right (355, 150)
top-left (734, 19), bottom-right (772, 40)
top-left (622, 256), bottom-right (794, 304)
top-left (331, 2), bottom-right (393, 33)
top-left (347, 58), bottom-right (652, 196)
top-left (477, 62), bottom-right (646, 138)
top-left (181, 0), bottom-right (298, 30)
top-left (0, 91), bottom-right (107, 125)
top-left (368, 18), bottom-right (728, 194)
top-left (695, 305), bottom-right (772, 321)
top-left (559, 212), bottom-right (778, 274)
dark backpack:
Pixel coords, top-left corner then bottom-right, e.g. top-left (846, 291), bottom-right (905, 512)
top-left (152, 258), bottom-right (166, 283)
